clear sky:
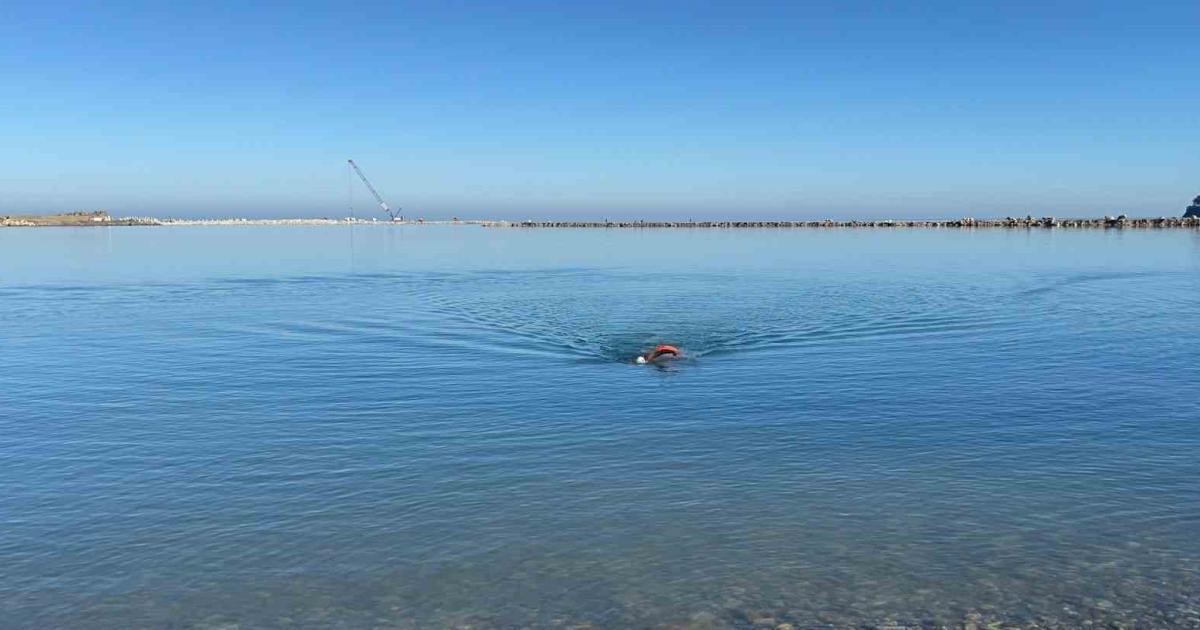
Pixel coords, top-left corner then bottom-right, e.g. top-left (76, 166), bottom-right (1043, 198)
top-left (2, 1), bottom-right (1197, 219)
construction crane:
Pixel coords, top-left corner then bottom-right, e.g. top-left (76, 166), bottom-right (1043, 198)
top-left (347, 159), bottom-right (401, 221)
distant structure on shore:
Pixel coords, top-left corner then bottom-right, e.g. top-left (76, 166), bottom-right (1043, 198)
top-left (1185, 195), bottom-right (1200, 219)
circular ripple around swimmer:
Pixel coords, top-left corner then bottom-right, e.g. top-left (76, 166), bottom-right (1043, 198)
top-left (392, 269), bottom-right (1032, 365)
top-left (134, 267), bottom-right (1060, 367)
top-left (11, 268), bottom-right (1037, 368)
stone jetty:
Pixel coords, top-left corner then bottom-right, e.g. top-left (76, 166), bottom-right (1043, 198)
top-left (492, 215), bottom-right (1200, 229)
top-left (7, 213), bottom-right (1200, 229)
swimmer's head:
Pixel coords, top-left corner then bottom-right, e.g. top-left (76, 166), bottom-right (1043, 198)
top-left (636, 356), bottom-right (647, 364)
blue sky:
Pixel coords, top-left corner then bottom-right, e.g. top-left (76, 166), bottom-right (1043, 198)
top-left (2, 1), bottom-right (1197, 219)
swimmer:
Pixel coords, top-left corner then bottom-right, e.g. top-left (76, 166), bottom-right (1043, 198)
top-left (636, 344), bottom-right (681, 364)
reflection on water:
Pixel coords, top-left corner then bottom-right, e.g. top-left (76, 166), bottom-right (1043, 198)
top-left (2, 226), bottom-right (1199, 629)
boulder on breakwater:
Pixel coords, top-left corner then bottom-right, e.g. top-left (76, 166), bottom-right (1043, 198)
top-left (1185, 195), bottom-right (1200, 219)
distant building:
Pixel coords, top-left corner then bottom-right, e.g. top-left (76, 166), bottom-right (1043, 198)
top-left (1186, 195), bottom-right (1200, 219)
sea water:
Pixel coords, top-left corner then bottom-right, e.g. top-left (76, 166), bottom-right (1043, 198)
top-left (2, 226), bottom-right (1198, 629)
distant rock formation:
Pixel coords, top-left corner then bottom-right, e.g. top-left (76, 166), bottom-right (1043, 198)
top-left (1186, 195), bottom-right (1200, 219)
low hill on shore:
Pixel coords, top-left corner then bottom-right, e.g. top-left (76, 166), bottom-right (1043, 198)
top-left (1, 211), bottom-right (113, 226)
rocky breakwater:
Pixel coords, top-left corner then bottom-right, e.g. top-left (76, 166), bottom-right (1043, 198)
top-left (495, 216), bottom-right (1200, 229)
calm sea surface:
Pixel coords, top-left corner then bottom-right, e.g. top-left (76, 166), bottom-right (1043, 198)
top-left (2, 226), bottom-right (1199, 629)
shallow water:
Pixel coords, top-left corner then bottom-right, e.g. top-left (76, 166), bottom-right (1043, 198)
top-left (2, 226), bottom-right (1199, 629)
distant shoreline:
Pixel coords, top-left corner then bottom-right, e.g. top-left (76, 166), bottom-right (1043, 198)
top-left (487, 216), bottom-right (1200, 229)
top-left (3, 214), bottom-right (1199, 229)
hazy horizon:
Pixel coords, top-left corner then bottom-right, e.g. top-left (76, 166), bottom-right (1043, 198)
top-left (3, 2), bottom-right (1197, 219)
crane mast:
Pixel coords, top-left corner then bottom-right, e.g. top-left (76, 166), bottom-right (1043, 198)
top-left (347, 159), bottom-right (399, 220)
